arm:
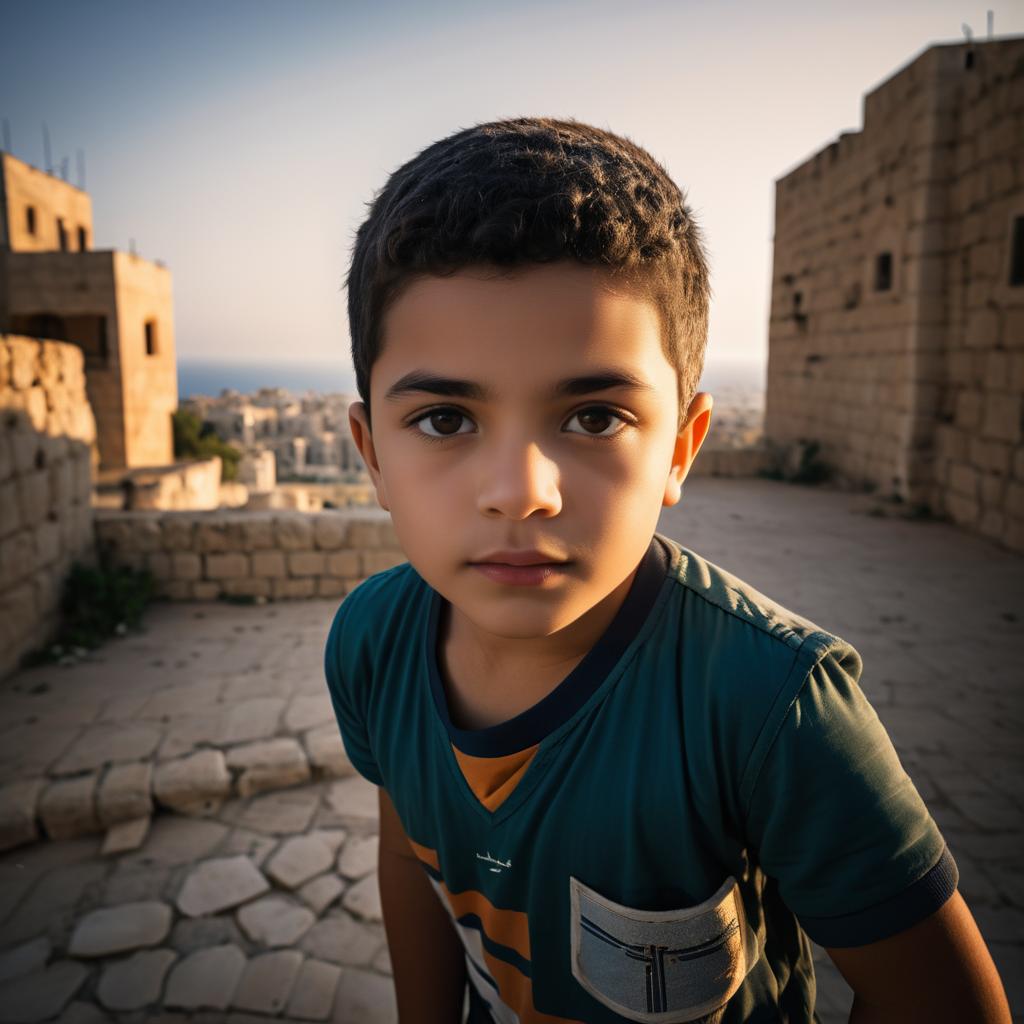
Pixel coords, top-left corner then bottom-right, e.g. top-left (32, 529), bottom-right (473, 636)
top-left (379, 786), bottom-right (468, 1023)
top-left (826, 889), bottom-right (1011, 1023)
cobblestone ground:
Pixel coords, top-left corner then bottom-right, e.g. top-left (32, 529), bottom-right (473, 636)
top-left (0, 477), bottom-right (1020, 1022)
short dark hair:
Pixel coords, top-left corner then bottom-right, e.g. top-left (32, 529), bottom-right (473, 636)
top-left (346, 117), bottom-right (710, 432)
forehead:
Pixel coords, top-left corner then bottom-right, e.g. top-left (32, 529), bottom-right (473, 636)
top-left (374, 263), bottom-right (667, 396)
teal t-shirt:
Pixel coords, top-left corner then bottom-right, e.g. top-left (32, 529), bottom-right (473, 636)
top-left (324, 531), bottom-right (956, 1023)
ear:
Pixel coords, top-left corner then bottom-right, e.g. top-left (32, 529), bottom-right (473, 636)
top-left (348, 401), bottom-right (390, 512)
top-left (663, 392), bottom-right (714, 508)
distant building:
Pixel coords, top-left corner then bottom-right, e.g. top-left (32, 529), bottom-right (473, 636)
top-left (766, 37), bottom-right (1024, 551)
top-left (0, 151), bottom-right (177, 470)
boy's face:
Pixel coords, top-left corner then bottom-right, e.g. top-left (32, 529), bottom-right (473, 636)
top-left (348, 262), bottom-right (712, 648)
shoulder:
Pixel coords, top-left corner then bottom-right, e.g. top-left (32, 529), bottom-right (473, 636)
top-left (323, 558), bottom-right (425, 671)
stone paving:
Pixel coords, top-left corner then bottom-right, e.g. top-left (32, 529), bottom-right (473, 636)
top-left (0, 476), bottom-right (1021, 1022)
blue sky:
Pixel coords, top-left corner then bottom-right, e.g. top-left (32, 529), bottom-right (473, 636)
top-left (2, 0), bottom-right (1021, 382)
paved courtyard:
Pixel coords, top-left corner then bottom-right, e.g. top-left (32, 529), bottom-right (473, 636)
top-left (0, 476), bottom-right (1021, 1022)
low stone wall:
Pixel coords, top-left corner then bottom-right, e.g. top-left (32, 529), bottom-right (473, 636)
top-left (95, 509), bottom-right (405, 600)
top-left (0, 335), bottom-right (97, 678)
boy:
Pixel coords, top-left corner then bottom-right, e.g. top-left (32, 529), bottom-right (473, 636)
top-left (325, 118), bottom-right (1010, 1022)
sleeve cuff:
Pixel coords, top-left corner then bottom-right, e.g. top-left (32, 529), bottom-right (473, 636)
top-left (797, 845), bottom-right (959, 948)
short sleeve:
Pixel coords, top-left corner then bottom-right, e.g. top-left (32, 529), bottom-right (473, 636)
top-left (323, 598), bottom-right (384, 787)
top-left (743, 643), bottom-right (957, 948)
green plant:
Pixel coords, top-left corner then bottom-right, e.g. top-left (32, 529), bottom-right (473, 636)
top-left (55, 561), bottom-right (154, 651)
top-left (172, 409), bottom-right (241, 482)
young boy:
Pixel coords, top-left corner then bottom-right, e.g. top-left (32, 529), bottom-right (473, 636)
top-left (325, 118), bottom-right (1010, 1023)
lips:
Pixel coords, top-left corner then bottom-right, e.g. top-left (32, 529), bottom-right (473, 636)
top-left (470, 550), bottom-right (569, 567)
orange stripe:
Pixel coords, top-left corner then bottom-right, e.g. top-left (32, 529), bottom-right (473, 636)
top-left (452, 743), bottom-right (540, 811)
top-left (440, 881), bottom-right (531, 962)
top-left (407, 838), bottom-right (439, 871)
top-left (477, 944), bottom-right (583, 1024)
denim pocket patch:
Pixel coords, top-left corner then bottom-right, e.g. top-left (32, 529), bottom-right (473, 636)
top-left (569, 875), bottom-right (759, 1023)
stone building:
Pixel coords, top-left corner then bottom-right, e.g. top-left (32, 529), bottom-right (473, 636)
top-left (0, 151), bottom-right (177, 471)
top-left (765, 37), bottom-right (1024, 553)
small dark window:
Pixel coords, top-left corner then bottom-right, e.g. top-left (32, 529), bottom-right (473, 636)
top-left (965, 50), bottom-right (974, 70)
top-left (145, 319), bottom-right (157, 355)
top-left (26, 205), bottom-right (36, 235)
top-left (875, 252), bottom-right (893, 291)
top-left (77, 226), bottom-right (88, 250)
top-left (57, 217), bottom-right (68, 251)
top-left (1010, 216), bottom-right (1024, 287)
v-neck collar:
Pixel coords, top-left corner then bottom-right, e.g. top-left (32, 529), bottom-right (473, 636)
top-left (424, 532), bottom-right (673, 758)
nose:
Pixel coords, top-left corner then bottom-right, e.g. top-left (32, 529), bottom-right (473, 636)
top-left (476, 435), bottom-right (563, 519)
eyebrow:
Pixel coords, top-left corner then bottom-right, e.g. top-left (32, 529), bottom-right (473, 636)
top-left (383, 368), bottom-right (658, 403)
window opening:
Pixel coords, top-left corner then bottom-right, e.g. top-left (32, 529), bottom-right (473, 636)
top-left (875, 252), bottom-right (893, 292)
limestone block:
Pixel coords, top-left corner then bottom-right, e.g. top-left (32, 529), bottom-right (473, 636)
top-left (132, 517), bottom-right (164, 553)
top-left (192, 581), bottom-right (221, 599)
top-left (272, 577), bottom-right (315, 599)
top-left (288, 550), bottom-right (326, 576)
top-left (285, 694), bottom-right (334, 733)
top-left (326, 549), bottom-right (360, 576)
top-left (163, 580), bottom-right (191, 600)
top-left (8, 425), bottom-right (43, 475)
top-left (317, 576), bottom-right (347, 597)
top-left (0, 479), bottom-right (21, 538)
top-left (361, 549), bottom-right (405, 575)
top-left (266, 834), bottom-right (334, 889)
top-left (274, 513), bottom-right (313, 550)
top-left (298, 874), bottom-right (345, 915)
top-left (284, 959), bottom-right (341, 1021)
top-left (1006, 308), bottom-right (1024, 350)
top-left (146, 552), bottom-right (172, 580)
top-left (0, 344), bottom-right (8, 390)
top-left (205, 552), bottom-right (250, 580)
top-left (231, 950), bottom-right (303, 1015)
top-left (331, 967), bottom-right (397, 1024)
top-left (251, 550), bottom-right (285, 578)
top-left (313, 513), bottom-right (348, 550)
top-left (1007, 481), bottom-right (1024, 520)
top-left (343, 872), bottom-right (383, 921)
top-left (300, 914), bottom-right (379, 967)
top-left (236, 894), bottom-right (316, 946)
top-left (69, 901), bottom-right (173, 957)
top-left (101, 815), bottom-right (151, 855)
top-left (338, 835), bottom-right (379, 881)
top-left (223, 577), bottom-right (271, 598)
top-left (97, 948), bottom-right (177, 1011)
top-left (6, 337), bottom-right (38, 390)
top-left (70, 450), bottom-right (92, 503)
top-left (304, 725), bottom-right (355, 779)
top-left (970, 437), bottom-right (1013, 476)
top-left (981, 394), bottom-right (1022, 445)
top-left (965, 308), bottom-right (999, 348)
top-left (163, 944), bottom-right (247, 1010)
top-left (176, 856), bottom-right (270, 917)
top-left (0, 959), bottom-right (89, 1024)
top-left (226, 737), bottom-right (310, 798)
top-left (326, 776), bottom-right (379, 821)
top-left (53, 723), bottom-right (162, 774)
top-left (0, 433), bottom-right (11, 482)
top-left (0, 778), bottom-right (45, 851)
top-left (38, 773), bottom-right (101, 840)
top-left (197, 519), bottom-right (238, 553)
top-left (32, 563), bottom-right (62, 618)
top-left (17, 470), bottom-right (50, 524)
top-left (219, 697), bottom-right (286, 745)
top-left (346, 520), bottom-right (386, 549)
top-left (172, 551), bottom-right (201, 580)
top-left (98, 761), bottom-right (154, 825)
top-left (0, 936), bottom-right (50, 986)
top-left (241, 514), bottom-right (274, 550)
top-left (33, 520), bottom-right (60, 570)
top-left (24, 387), bottom-right (48, 432)
top-left (153, 750), bottom-right (231, 813)
top-left (161, 514), bottom-right (196, 551)
top-left (945, 489), bottom-right (981, 527)
top-left (955, 390), bottom-right (984, 430)
top-left (48, 456), bottom-right (73, 508)
top-left (0, 582), bottom-right (36, 653)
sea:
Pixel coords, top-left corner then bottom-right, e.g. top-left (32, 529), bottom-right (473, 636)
top-left (177, 358), bottom-right (766, 402)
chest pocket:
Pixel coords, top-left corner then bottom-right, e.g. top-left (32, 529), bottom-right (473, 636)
top-left (569, 875), bottom-right (759, 1023)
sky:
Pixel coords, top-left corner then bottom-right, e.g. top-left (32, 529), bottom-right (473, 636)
top-left (2, 0), bottom-right (1022, 387)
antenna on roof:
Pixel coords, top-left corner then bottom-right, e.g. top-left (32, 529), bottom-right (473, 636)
top-left (961, 22), bottom-right (973, 42)
top-left (77, 148), bottom-right (86, 190)
top-left (987, 10), bottom-right (993, 38)
top-left (2, 118), bottom-right (10, 153)
top-left (60, 156), bottom-right (69, 182)
top-left (42, 121), bottom-right (52, 173)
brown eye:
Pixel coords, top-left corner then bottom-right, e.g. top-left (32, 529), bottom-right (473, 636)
top-left (410, 407), bottom-right (473, 440)
top-left (565, 406), bottom-right (631, 439)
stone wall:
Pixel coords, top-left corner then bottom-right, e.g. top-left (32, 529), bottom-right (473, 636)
top-left (0, 335), bottom-right (97, 677)
top-left (95, 509), bottom-right (405, 601)
top-left (765, 38), bottom-right (1024, 553)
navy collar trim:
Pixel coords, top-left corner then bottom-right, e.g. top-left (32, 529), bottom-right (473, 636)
top-left (425, 533), bottom-right (673, 757)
